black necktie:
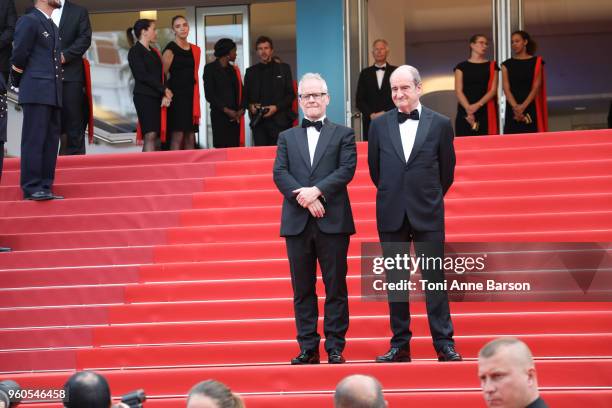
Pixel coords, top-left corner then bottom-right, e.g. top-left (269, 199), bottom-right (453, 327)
top-left (398, 109), bottom-right (419, 124)
top-left (375, 66), bottom-right (386, 71)
top-left (302, 118), bottom-right (323, 132)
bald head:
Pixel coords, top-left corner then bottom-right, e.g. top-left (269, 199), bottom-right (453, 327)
top-left (478, 338), bottom-right (540, 408)
top-left (334, 375), bottom-right (387, 408)
top-left (63, 371), bottom-right (111, 408)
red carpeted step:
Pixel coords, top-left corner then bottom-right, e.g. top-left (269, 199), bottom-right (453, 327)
top-left (3, 301), bottom-right (609, 329)
top-left (0, 162), bottom-right (217, 186)
top-left (0, 265), bottom-right (140, 289)
top-left (0, 285), bottom-right (125, 308)
top-left (0, 178), bottom-right (206, 201)
top-left (2, 333), bottom-right (610, 373)
top-left (1, 148), bottom-right (229, 172)
top-left (0, 246), bottom-right (153, 269)
top-left (0, 193), bottom-right (194, 218)
top-left (455, 129), bottom-right (612, 149)
top-left (3, 312), bottom-right (610, 349)
top-left (2, 360), bottom-right (610, 394)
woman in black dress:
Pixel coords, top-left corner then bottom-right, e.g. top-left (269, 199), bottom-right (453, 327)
top-left (128, 19), bottom-right (173, 152)
top-left (454, 34), bottom-right (499, 136)
top-left (502, 30), bottom-right (547, 134)
top-left (162, 16), bottom-right (202, 150)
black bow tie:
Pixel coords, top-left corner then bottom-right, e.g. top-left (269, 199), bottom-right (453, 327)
top-left (375, 66), bottom-right (386, 71)
top-left (398, 110), bottom-right (419, 123)
top-left (302, 118), bottom-right (323, 132)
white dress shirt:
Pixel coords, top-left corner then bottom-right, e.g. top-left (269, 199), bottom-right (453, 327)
top-left (51, 0), bottom-right (65, 29)
top-left (399, 104), bottom-right (422, 162)
top-left (375, 64), bottom-right (386, 89)
top-left (305, 115), bottom-right (325, 165)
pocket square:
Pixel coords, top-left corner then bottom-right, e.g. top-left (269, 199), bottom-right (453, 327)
top-left (42, 31), bottom-right (49, 38)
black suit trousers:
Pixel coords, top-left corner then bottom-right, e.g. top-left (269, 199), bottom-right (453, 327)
top-left (20, 104), bottom-right (61, 196)
top-left (252, 118), bottom-right (286, 146)
top-left (285, 217), bottom-right (350, 353)
top-left (60, 81), bottom-right (86, 155)
top-left (379, 216), bottom-right (455, 351)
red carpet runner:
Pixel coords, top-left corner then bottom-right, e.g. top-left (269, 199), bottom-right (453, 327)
top-left (0, 130), bottom-right (611, 407)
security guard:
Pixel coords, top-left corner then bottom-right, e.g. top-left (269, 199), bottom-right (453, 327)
top-left (10, 0), bottom-right (63, 201)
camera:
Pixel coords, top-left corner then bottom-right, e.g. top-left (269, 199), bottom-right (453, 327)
top-left (0, 380), bottom-right (21, 408)
top-left (119, 389), bottom-right (145, 408)
top-left (250, 106), bottom-right (270, 129)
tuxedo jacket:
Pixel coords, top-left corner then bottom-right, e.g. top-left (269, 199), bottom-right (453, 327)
top-left (57, 0), bottom-right (91, 83)
top-left (243, 61), bottom-right (295, 127)
top-left (0, 0), bottom-right (16, 73)
top-left (273, 119), bottom-right (357, 237)
top-left (355, 64), bottom-right (396, 137)
top-left (11, 10), bottom-right (63, 107)
top-left (368, 107), bottom-right (455, 233)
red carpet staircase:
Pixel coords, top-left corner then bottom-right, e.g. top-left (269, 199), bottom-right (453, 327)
top-left (1, 130), bottom-right (611, 407)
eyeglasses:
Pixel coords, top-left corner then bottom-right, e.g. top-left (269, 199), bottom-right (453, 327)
top-left (299, 93), bottom-right (327, 101)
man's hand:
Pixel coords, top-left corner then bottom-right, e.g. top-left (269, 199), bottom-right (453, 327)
top-left (263, 105), bottom-right (278, 118)
top-left (165, 88), bottom-right (173, 99)
top-left (370, 111), bottom-right (384, 120)
top-left (293, 186), bottom-right (322, 208)
top-left (307, 199), bottom-right (325, 218)
top-left (61, 53), bottom-right (66, 64)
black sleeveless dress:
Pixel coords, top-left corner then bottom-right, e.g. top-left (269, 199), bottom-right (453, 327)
top-left (502, 57), bottom-right (543, 134)
top-left (454, 61), bottom-right (499, 136)
top-left (164, 41), bottom-right (197, 133)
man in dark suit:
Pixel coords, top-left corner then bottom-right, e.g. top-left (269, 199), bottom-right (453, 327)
top-left (355, 39), bottom-right (396, 141)
top-left (244, 36), bottom-right (295, 146)
top-left (273, 73), bottom-right (356, 365)
top-left (11, 0), bottom-right (63, 201)
top-left (53, 0), bottom-right (91, 155)
top-left (0, 0), bottom-right (16, 83)
top-left (479, 337), bottom-right (549, 408)
top-left (368, 65), bottom-right (461, 362)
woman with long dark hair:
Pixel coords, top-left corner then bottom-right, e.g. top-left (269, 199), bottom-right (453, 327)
top-left (127, 19), bottom-right (172, 151)
top-left (501, 30), bottom-right (547, 134)
top-left (161, 15), bottom-right (202, 150)
top-left (454, 34), bottom-right (499, 136)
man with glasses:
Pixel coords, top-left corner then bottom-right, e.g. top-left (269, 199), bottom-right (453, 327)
top-left (243, 36), bottom-right (295, 146)
top-left (273, 73), bottom-right (357, 365)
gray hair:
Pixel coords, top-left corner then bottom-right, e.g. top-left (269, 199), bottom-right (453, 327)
top-left (334, 375), bottom-right (386, 408)
top-left (298, 72), bottom-right (328, 95)
top-left (372, 39), bottom-right (389, 48)
top-left (390, 64), bottom-right (422, 86)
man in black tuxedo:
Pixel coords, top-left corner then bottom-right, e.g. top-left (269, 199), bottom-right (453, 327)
top-left (368, 65), bottom-right (461, 362)
top-left (0, 0), bottom-right (16, 83)
top-left (273, 73), bottom-right (356, 365)
top-left (355, 39), bottom-right (396, 141)
top-left (11, 0), bottom-right (63, 201)
top-left (53, 0), bottom-right (91, 155)
top-left (244, 36), bottom-right (295, 146)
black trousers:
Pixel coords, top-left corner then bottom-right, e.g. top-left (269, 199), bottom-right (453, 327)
top-left (252, 118), bottom-right (287, 146)
top-left (379, 216), bottom-right (455, 352)
top-left (60, 81), bottom-right (86, 155)
top-left (211, 109), bottom-right (239, 148)
top-left (285, 217), bottom-right (350, 353)
top-left (20, 104), bottom-right (61, 196)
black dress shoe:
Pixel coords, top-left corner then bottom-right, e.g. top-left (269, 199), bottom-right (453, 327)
top-left (327, 350), bottom-right (345, 364)
top-left (49, 193), bottom-right (64, 200)
top-left (0, 247), bottom-right (11, 252)
top-left (291, 350), bottom-right (320, 365)
top-left (375, 347), bottom-right (411, 363)
top-left (24, 191), bottom-right (53, 201)
top-left (437, 344), bottom-right (462, 361)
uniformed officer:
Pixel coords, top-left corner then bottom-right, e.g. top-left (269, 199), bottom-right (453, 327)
top-left (10, 0), bottom-right (64, 200)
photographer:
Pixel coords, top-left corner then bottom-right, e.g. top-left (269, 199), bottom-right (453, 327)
top-left (243, 36), bottom-right (295, 146)
top-left (203, 38), bottom-right (243, 148)
top-left (63, 371), bottom-right (144, 408)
